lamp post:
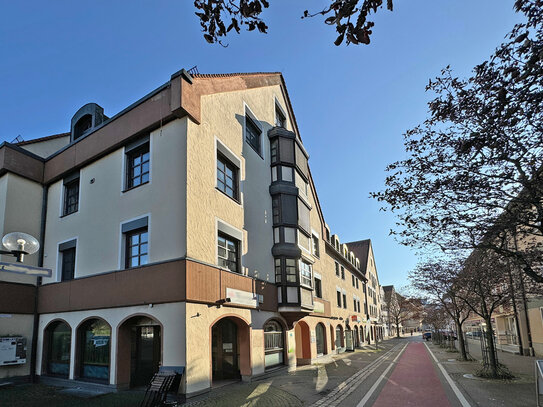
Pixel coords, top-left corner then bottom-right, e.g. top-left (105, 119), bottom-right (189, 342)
top-left (0, 232), bottom-right (40, 263)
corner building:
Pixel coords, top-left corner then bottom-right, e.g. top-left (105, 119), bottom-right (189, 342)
top-left (0, 70), bottom-right (376, 396)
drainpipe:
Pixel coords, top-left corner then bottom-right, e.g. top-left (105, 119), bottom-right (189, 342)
top-left (30, 185), bottom-right (47, 383)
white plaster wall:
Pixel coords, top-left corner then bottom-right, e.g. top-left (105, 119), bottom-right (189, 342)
top-left (0, 173), bottom-right (43, 284)
top-left (36, 302), bottom-right (186, 385)
top-left (41, 119), bottom-right (187, 282)
top-left (20, 135), bottom-right (70, 158)
top-left (0, 314), bottom-right (34, 379)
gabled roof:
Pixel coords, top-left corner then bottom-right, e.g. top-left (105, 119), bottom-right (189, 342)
top-left (16, 132), bottom-right (69, 146)
top-left (346, 239), bottom-right (371, 273)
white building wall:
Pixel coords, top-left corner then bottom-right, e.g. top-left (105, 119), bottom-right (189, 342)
top-left (41, 119), bottom-right (188, 283)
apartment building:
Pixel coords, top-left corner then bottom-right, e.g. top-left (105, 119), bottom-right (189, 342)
top-left (0, 69), bottom-right (381, 395)
top-left (347, 239), bottom-right (385, 342)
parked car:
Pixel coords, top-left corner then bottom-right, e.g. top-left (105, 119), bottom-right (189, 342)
top-left (422, 332), bottom-right (432, 341)
top-left (466, 331), bottom-right (482, 338)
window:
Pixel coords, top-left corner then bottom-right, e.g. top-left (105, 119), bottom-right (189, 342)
top-left (275, 258), bottom-right (282, 283)
top-left (126, 141), bottom-right (150, 189)
top-left (59, 241), bottom-right (76, 282)
top-left (270, 139), bottom-right (278, 163)
top-left (312, 235), bottom-right (319, 257)
top-left (126, 228), bottom-right (148, 268)
top-left (275, 105), bottom-right (286, 128)
top-left (343, 293), bottom-right (347, 309)
top-left (356, 278), bottom-right (359, 289)
top-left (357, 300), bottom-right (361, 313)
top-left (341, 266), bottom-right (345, 280)
top-left (352, 274), bottom-right (355, 287)
top-left (335, 262), bottom-right (340, 277)
top-left (315, 277), bottom-right (322, 298)
top-left (264, 320), bottom-right (284, 367)
top-left (300, 260), bottom-right (312, 288)
top-left (285, 259), bottom-right (297, 282)
top-left (245, 115), bottom-right (261, 155)
top-left (353, 298), bottom-right (357, 311)
top-left (337, 290), bottom-right (342, 307)
top-left (217, 153), bottom-right (238, 200)
top-left (218, 233), bottom-right (239, 273)
top-left (272, 197), bottom-right (281, 224)
top-left (63, 175), bottom-right (79, 216)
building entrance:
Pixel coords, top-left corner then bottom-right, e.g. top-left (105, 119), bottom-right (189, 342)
top-left (212, 318), bottom-right (239, 381)
top-left (130, 325), bottom-right (161, 387)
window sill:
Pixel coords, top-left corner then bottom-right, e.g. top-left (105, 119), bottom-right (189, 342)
top-left (215, 187), bottom-right (241, 205)
top-left (60, 211), bottom-right (78, 219)
top-left (122, 181), bottom-right (149, 193)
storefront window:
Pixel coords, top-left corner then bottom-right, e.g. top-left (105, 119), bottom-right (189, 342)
top-left (46, 321), bottom-right (71, 377)
top-left (79, 319), bottom-right (111, 381)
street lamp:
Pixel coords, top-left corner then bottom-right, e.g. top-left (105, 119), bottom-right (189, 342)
top-left (0, 232), bottom-right (40, 263)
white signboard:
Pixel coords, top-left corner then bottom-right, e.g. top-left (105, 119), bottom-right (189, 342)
top-left (0, 337), bottom-right (26, 366)
top-left (0, 262), bottom-right (51, 277)
top-left (313, 301), bottom-right (325, 313)
top-left (226, 288), bottom-right (257, 307)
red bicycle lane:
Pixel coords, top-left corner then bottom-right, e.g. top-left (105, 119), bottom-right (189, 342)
top-left (371, 342), bottom-right (452, 407)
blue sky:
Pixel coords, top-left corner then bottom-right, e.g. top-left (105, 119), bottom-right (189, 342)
top-left (0, 1), bottom-right (522, 288)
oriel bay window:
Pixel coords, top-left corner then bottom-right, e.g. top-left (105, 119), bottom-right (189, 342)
top-left (300, 260), bottom-right (312, 288)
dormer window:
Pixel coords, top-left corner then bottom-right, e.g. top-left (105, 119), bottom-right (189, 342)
top-left (73, 115), bottom-right (92, 140)
top-left (70, 103), bottom-right (107, 143)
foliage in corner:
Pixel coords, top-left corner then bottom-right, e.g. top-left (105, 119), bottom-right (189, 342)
top-left (193, 0), bottom-right (393, 46)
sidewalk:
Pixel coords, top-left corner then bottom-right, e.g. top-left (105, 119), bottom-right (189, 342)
top-left (426, 338), bottom-right (536, 407)
top-left (180, 338), bottom-right (401, 406)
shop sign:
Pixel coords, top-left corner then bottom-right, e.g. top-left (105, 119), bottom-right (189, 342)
top-left (313, 301), bottom-right (325, 313)
top-left (226, 288), bottom-right (257, 307)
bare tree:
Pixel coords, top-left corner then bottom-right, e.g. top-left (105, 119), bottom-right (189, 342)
top-left (193, 0), bottom-right (394, 46)
top-left (372, 0), bottom-right (543, 284)
top-left (456, 250), bottom-right (514, 378)
top-left (410, 258), bottom-right (471, 360)
top-left (384, 288), bottom-right (418, 338)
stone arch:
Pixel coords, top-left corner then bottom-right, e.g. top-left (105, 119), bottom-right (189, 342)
top-left (75, 317), bottom-right (112, 382)
top-left (116, 313), bottom-right (163, 388)
top-left (294, 320), bottom-right (311, 364)
top-left (209, 314), bottom-right (251, 382)
top-left (42, 319), bottom-right (72, 377)
top-left (315, 322), bottom-right (327, 356)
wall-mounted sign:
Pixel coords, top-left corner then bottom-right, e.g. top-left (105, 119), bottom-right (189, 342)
top-left (313, 301), bottom-right (325, 314)
top-left (0, 262), bottom-right (51, 277)
top-left (0, 337), bottom-right (26, 366)
top-left (226, 288), bottom-right (257, 307)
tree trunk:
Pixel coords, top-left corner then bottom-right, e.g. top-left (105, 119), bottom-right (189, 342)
top-left (455, 318), bottom-right (468, 360)
top-left (484, 315), bottom-right (499, 378)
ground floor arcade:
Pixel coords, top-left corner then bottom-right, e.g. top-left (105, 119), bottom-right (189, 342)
top-left (35, 301), bottom-right (387, 396)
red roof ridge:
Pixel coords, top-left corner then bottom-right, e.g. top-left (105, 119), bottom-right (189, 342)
top-left (192, 72), bottom-right (282, 79)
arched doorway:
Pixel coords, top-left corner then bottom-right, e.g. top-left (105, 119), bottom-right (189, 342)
top-left (77, 318), bottom-right (111, 382)
top-left (264, 320), bottom-right (285, 369)
top-left (43, 320), bottom-right (71, 377)
top-left (211, 316), bottom-right (251, 383)
top-left (354, 326), bottom-right (359, 348)
top-left (315, 323), bottom-right (327, 356)
top-left (294, 320), bottom-right (311, 364)
top-left (335, 325), bottom-right (344, 351)
top-left (117, 315), bottom-right (161, 388)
